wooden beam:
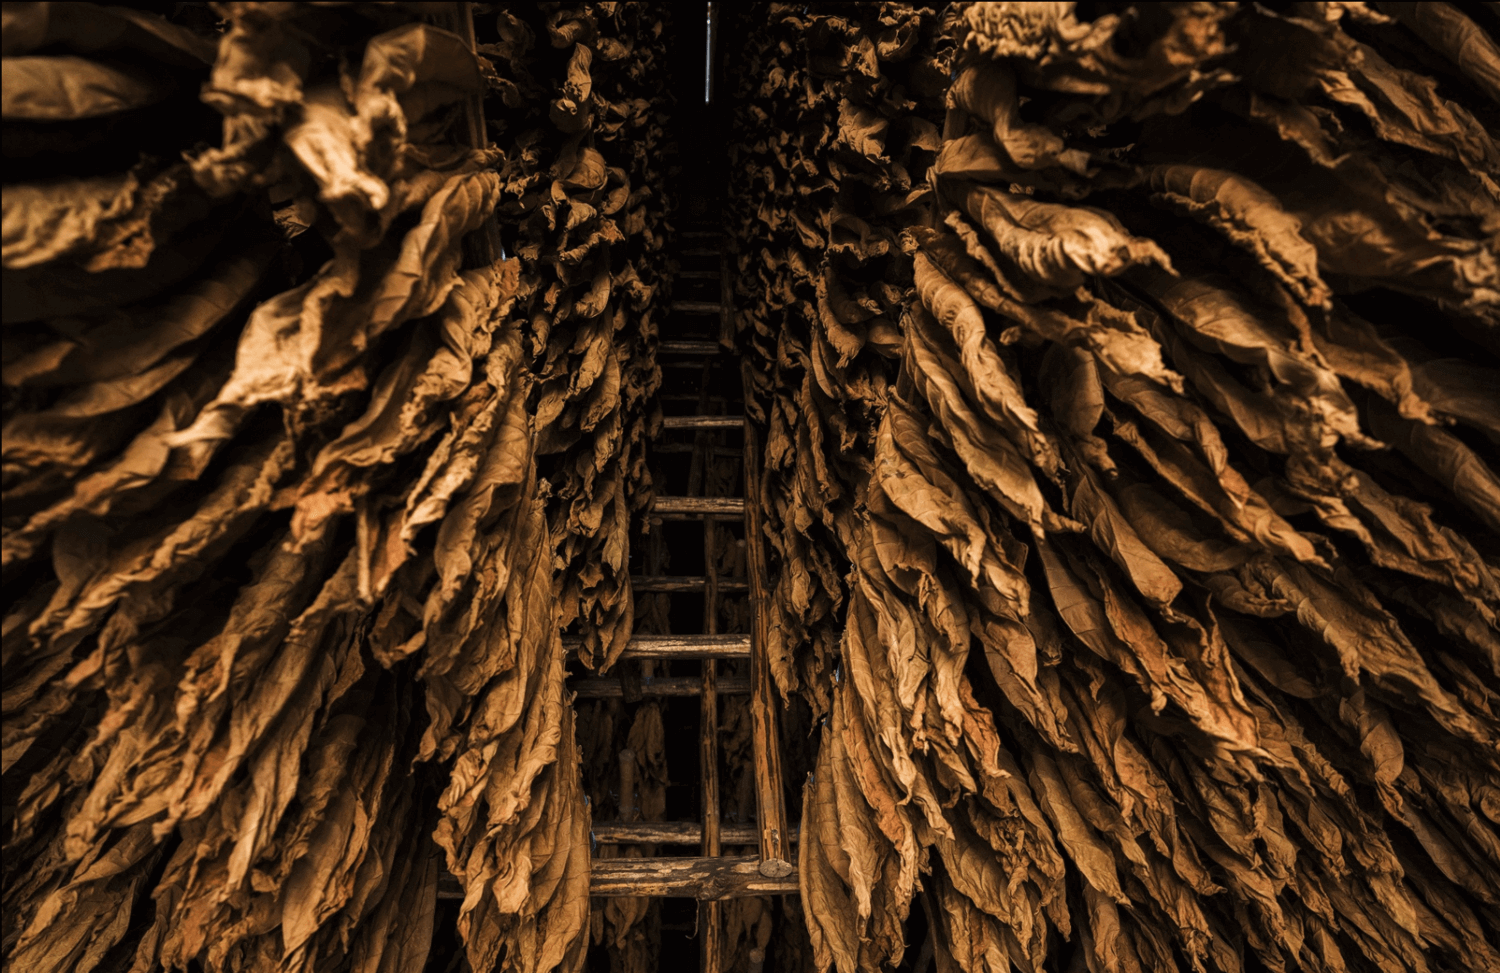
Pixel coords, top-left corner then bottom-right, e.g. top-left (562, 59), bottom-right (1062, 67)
top-left (588, 820), bottom-right (785, 845)
top-left (652, 496), bottom-right (745, 518)
top-left (661, 415), bottom-right (745, 430)
top-left (435, 859), bottom-right (799, 900)
top-left (587, 857), bottom-right (799, 899)
top-left (659, 340), bottom-right (725, 355)
top-left (742, 417), bottom-right (794, 878)
top-left (701, 506), bottom-right (724, 971)
top-left (569, 675), bottom-right (751, 698)
top-left (632, 575), bottom-right (748, 593)
top-left (672, 300), bottom-right (724, 314)
top-left (563, 634), bottom-right (751, 660)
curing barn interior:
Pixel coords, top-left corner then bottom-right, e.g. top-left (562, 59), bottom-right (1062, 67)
top-left (3, 3), bottom-right (1499, 973)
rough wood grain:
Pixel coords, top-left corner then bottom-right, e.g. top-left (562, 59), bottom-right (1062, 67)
top-left (587, 857), bottom-right (800, 899)
top-left (651, 496), bottom-right (746, 518)
top-left (742, 417), bottom-right (793, 877)
top-left (564, 634), bottom-right (752, 660)
top-left (587, 821), bottom-right (786, 845)
top-left (631, 575), bottom-right (748, 592)
top-left (660, 340), bottom-right (726, 354)
top-left (661, 415), bottom-right (745, 430)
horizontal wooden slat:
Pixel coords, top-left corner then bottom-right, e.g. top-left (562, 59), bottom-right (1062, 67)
top-left (682, 231), bottom-right (721, 240)
top-left (590, 821), bottom-right (748, 844)
top-left (681, 247), bottom-right (721, 257)
top-left (435, 856), bottom-right (799, 901)
top-left (589, 821), bottom-right (798, 845)
top-left (671, 300), bottom-right (723, 313)
top-left (570, 675), bottom-right (751, 698)
top-left (661, 416), bottom-right (745, 430)
top-left (659, 340), bottom-right (725, 355)
top-left (677, 270), bottom-right (719, 279)
top-left (589, 856), bottom-right (799, 899)
top-left (651, 496), bottom-right (745, 518)
top-left (633, 575), bottom-right (748, 592)
top-left (564, 634), bottom-right (751, 659)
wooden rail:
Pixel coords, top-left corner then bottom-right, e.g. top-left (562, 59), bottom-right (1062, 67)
top-left (743, 415), bottom-right (794, 878)
top-left (563, 634), bottom-right (751, 660)
top-left (632, 575), bottom-right (748, 592)
top-left (588, 821), bottom-right (793, 845)
top-left (589, 857), bottom-right (799, 899)
top-left (661, 416), bottom-right (746, 430)
top-left (660, 340), bottom-right (725, 354)
top-left (651, 496), bottom-right (746, 518)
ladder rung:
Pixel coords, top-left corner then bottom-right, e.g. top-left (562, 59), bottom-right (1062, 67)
top-left (659, 340), bottom-right (725, 355)
top-left (681, 247), bottom-right (721, 257)
top-left (677, 270), bottom-right (719, 279)
top-left (661, 416), bottom-right (745, 430)
top-left (671, 301), bottom-right (722, 313)
top-left (633, 575), bottom-right (749, 592)
top-left (564, 633), bottom-right (751, 659)
top-left (651, 496), bottom-right (745, 518)
top-left (570, 675), bottom-right (752, 698)
top-left (587, 821), bottom-right (775, 845)
top-left (436, 857), bottom-right (799, 900)
top-left (682, 231), bottom-right (721, 239)
top-left (589, 856), bottom-right (799, 898)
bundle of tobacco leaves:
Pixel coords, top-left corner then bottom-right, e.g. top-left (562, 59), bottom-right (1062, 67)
top-left (785, 3), bottom-right (1500, 973)
top-left (727, 1), bottom-right (957, 724)
top-left (3, 3), bottom-right (594, 970)
top-left (476, 2), bottom-right (673, 672)
top-left (5, 2), bottom-right (1499, 972)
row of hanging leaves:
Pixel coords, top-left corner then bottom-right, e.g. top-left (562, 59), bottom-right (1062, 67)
top-left (728, 0), bottom-right (958, 725)
top-left (0, 2), bottom-right (681, 970)
top-left (744, 3), bottom-right (1500, 973)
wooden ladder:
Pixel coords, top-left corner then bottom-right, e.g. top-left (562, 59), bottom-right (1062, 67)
top-left (437, 232), bottom-right (792, 968)
top-left (587, 227), bottom-right (793, 972)
top-left (440, 228), bottom-right (796, 970)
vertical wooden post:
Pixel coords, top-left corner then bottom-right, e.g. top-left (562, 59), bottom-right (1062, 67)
top-left (741, 416), bottom-right (793, 877)
top-left (700, 513), bottom-right (723, 973)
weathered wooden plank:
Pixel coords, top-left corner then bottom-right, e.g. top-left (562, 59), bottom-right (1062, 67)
top-left (588, 857), bottom-right (799, 899)
top-left (701, 504), bottom-right (724, 971)
top-left (659, 340), bottom-right (724, 355)
top-left (661, 415), bottom-right (745, 430)
top-left (569, 675), bottom-right (751, 698)
top-left (742, 417), bottom-right (794, 878)
top-left (563, 634), bottom-right (751, 659)
top-left (652, 496), bottom-right (745, 518)
top-left (587, 821), bottom-right (778, 845)
top-left (631, 575), bottom-right (748, 593)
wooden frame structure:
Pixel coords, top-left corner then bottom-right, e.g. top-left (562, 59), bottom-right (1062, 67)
top-left (437, 217), bottom-right (796, 970)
